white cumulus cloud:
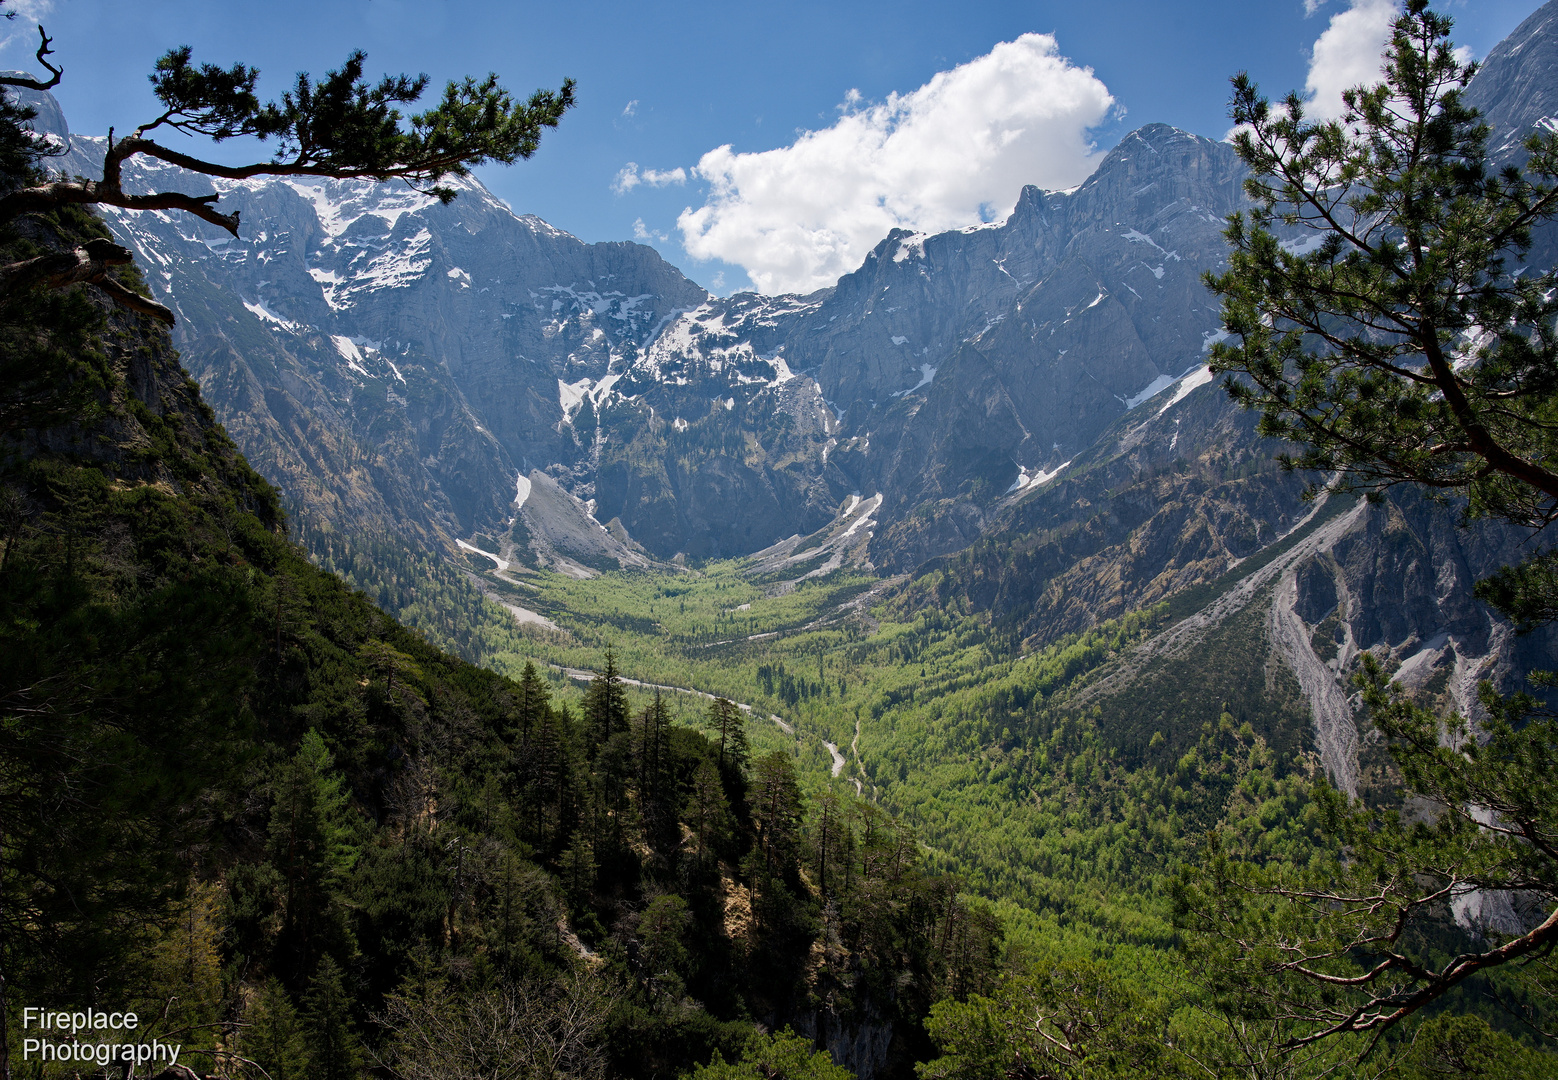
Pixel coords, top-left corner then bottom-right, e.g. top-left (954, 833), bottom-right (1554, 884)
top-left (612, 162), bottom-right (688, 195)
top-left (1305, 0), bottom-right (1398, 121)
top-left (675, 33), bottom-right (1116, 295)
top-left (0, 1), bottom-right (57, 54)
top-left (632, 218), bottom-right (668, 243)
top-left (612, 165), bottom-right (640, 195)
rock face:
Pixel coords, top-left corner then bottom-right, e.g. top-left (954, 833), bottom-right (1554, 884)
top-left (903, 366), bottom-right (1555, 795)
top-left (1464, 0), bottom-right (1558, 157)
top-left (30, 123), bottom-right (711, 556)
top-left (1465, 0), bottom-right (1558, 271)
top-left (614, 123), bottom-right (1245, 567)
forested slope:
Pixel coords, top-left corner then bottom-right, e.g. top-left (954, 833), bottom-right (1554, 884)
top-left (0, 154), bottom-right (997, 1080)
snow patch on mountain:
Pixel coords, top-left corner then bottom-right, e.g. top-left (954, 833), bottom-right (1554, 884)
top-left (891, 363), bottom-right (938, 397)
top-left (457, 538), bottom-right (509, 571)
top-left (1121, 228), bottom-right (1181, 261)
top-left (1008, 460), bottom-right (1072, 494)
top-left (1157, 365), bottom-right (1215, 415)
top-left (558, 374), bottom-right (621, 420)
top-left (243, 297), bottom-right (305, 332)
top-left (892, 233), bottom-right (929, 262)
top-left (840, 493), bottom-right (884, 539)
top-left (1121, 372), bottom-right (1177, 409)
top-left (286, 178), bottom-right (437, 238)
top-left (354, 228), bottom-right (433, 293)
top-left (331, 335), bottom-right (372, 377)
top-left (558, 378), bottom-right (590, 419)
top-left (1280, 232), bottom-right (1329, 256)
top-left (627, 303), bottom-right (806, 394)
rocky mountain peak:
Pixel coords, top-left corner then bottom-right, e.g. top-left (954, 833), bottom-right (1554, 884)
top-left (1465, 0), bottom-right (1558, 154)
top-left (1066, 123), bottom-right (1244, 230)
top-left (1, 73), bottom-right (68, 140)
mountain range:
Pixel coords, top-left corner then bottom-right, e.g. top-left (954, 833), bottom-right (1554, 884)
top-left (23, 87), bottom-right (1243, 570)
top-left (16, 0), bottom-right (1558, 803)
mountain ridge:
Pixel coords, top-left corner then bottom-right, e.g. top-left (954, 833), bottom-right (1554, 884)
top-left (17, 88), bottom-right (1250, 567)
top-left (12, 4), bottom-right (1558, 804)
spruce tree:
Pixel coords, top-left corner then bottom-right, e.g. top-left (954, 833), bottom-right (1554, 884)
top-left (706, 696), bottom-right (750, 781)
top-left (243, 978), bottom-right (311, 1080)
top-left (514, 659), bottom-right (551, 740)
top-left (635, 893), bottom-right (691, 994)
top-left (301, 955), bottom-right (361, 1080)
top-left (560, 829), bottom-right (597, 916)
top-left (266, 730), bottom-right (360, 981)
top-left (748, 751), bottom-right (804, 882)
top-left (684, 758), bottom-right (732, 874)
top-left (635, 691), bottom-right (679, 867)
top-left (519, 698), bottom-right (572, 851)
top-left (809, 789), bottom-right (845, 902)
top-left (582, 648), bottom-right (630, 752)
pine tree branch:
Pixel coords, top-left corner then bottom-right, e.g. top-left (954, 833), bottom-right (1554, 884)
top-left (1282, 903), bottom-right (1558, 1046)
top-left (0, 238), bottom-right (174, 323)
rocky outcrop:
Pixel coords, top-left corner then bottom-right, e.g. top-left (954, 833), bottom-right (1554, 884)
top-left (0, 202), bottom-right (282, 531)
top-left (637, 123), bottom-right (1247, 566)
top-left (22, 123), bottom-right (709, 552)
top-left (1464, 0), bottom-right (1558, 278)
top-left (1464, 0), bottom-right (1558, 158)
top-left (899, 353), bottom-right (1556, 790)
top-left (513, 468), bottom-right (651, 575)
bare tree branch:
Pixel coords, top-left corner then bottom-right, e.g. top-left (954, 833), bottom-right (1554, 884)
top-left (0, 26), bottom-right (62, 92)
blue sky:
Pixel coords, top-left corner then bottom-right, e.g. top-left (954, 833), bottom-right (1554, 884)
top-left (0, 0), bottom-right (1543, 293)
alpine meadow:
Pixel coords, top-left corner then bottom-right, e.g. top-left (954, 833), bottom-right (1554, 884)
top-left (8, 2), bottom-right (1558, 1079)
